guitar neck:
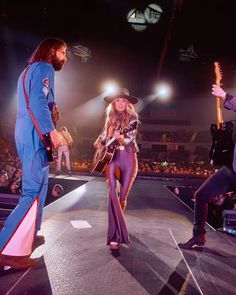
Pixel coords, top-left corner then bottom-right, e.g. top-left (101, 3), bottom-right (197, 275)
top-left (213, 61), bottom-right (223, 129)
top-left (104, 121), bottom-right (137, 148)
top-left (216, 96), bottom-right (223, 129)
top-left (105, 136), bottom-right (116, 148)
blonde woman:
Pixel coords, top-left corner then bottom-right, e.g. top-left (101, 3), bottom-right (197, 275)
top-left (94, 88), bottom-right (139, 251)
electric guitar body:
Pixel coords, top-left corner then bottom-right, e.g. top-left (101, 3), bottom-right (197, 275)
top-left (43, 104), bottom-right (61, 162)
top-left (210, 121), bottom-right (234, 166)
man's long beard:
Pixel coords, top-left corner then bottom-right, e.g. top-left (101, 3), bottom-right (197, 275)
top-left (52, 56), bottom-right (65, 71)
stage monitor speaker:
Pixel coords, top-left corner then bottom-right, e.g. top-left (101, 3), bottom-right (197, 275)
top-left (223, 210), bottom-right (236, 233)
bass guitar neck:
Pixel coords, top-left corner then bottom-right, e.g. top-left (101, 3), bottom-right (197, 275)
top-left (216, 96), bottom-right (223, 129)
top-left (214, 61), bottom-right (223, 129)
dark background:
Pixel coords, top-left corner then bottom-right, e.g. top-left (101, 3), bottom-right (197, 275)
top-left (1, 0), bottom-right (236, 128)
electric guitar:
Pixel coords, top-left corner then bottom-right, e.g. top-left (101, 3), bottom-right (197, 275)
top-left (42, 132), bottom-right (55, 162)
top-left (22, 67), bottom-right (60, 163)
top-left (210, 62), bottom-right (234, 166)
top-left (91, 121), bottom-right (138, 174)
top-left (43, 104), bottom-right (61, 162)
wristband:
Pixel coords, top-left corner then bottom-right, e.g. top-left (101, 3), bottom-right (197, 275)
top-left (225, 93), bottom-right (234, 101)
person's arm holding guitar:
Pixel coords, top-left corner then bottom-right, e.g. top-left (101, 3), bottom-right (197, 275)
top-left (93, 130), bottom-right (106, 149)
top-left (92, 120), bottom-right (138, 174)
top-left (113, 130), bottom-right (125, 145)
top-left (212, 84), bottom-right (226, 99)
top-left (212, 84), bottom-right (236, 111)
top-left (93, 120), bottom-right (137, 150)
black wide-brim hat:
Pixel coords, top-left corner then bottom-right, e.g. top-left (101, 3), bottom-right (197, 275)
top-left (104, 88), bottom-right (139, 104)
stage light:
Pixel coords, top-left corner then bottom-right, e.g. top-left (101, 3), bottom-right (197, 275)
top-left (102, 81), bottom-right (119, 95)
top-left (144, 3), bottom-right (163, 24)
top-left (127, 4), bottom-right (162, 32)
top-left (155, 83), bottom-right (172, 102)
top-left (127, 8), bottom-right (147, 32)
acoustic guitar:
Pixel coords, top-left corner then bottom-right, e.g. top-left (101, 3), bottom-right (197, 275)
top-left (210, 62), bottom-right (234, 166)
top-left (91, 121), bottom-right (138, 174)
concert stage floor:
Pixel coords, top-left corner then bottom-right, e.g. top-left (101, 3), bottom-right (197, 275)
top-left (0, 174), bottom-right (236, 295)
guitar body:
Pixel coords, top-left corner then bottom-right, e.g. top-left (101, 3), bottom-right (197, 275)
top-left (41, 104), bottom-right (60, 162)
top-left (43, 132), bottom-right (56, 162)
top-left (91, 120), bottom-right (138, 174)
top-left (92, 146), bottom-right (115, 173)
top-left (210, 121), bottom-right (234, 166)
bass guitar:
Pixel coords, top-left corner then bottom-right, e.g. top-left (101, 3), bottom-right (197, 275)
top-left (42, 132), bottom-right (55, 162)
top-left (210, 61), bottom-right (234, 166)
top-left (42, 104), bottom-right (61, 162)
top-left (91, 121), bottom-right (138, 174)
top-left (22, 67), bottom-right (60, 163)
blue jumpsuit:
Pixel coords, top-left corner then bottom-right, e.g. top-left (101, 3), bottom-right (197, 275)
top-left (0, 62), bottom-right (55, 255)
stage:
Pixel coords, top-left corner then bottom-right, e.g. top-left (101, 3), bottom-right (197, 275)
top-left (0, 174), bottom-right (236, 294)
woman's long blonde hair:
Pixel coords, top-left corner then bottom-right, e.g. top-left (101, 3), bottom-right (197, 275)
top-left (104, 99), bottom-right (138, 137)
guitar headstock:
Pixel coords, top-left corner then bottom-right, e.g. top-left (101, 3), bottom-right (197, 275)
top-left (214, 61), bottom-right (223, 85)
top-left (122, 120), bottom-right (138, 134)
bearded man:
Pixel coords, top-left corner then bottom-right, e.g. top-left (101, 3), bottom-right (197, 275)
top-left (0, 37), bottom-right (67, 269)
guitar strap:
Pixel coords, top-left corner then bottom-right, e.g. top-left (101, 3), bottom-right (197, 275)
top-left (22, 66), bottom-right (47, 145)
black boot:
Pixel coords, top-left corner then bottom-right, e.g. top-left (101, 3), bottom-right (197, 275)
top-left (178, 235), bottom-right (206, 250)
top-left (32, 235), bottom-right (45, 251)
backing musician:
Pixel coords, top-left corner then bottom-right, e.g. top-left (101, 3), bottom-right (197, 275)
top-left (56, 126), bottom-right (73, 176)
top-left (179, 84), bottom-right (236, 249)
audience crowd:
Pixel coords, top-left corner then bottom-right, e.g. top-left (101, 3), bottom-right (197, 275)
top-left (140, 130), bottom-right (210, 143)
top-left (1, 131), bottom-right (236, 231)
top-left (0, 130), bottom-right (215, 198)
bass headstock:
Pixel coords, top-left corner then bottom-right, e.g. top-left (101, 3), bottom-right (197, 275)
top-left (214, 61), bottom-right (223, 85)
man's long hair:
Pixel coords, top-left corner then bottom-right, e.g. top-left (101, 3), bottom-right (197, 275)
top-left (104, 100), bottom-right (138, 137)
top-left (28, 37), bottom-right (67, 64)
